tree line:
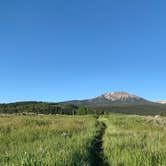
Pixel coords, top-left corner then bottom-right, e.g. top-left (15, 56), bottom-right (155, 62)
top-left (0, 102), bottom-right (105, 115)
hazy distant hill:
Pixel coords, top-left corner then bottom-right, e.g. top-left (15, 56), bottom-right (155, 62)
top-left (61, 92), bottom-right (152, 106)
top-left (156, 100), bottom-right (166, 104)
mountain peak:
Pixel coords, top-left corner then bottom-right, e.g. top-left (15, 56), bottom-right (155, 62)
top-left (61, 91), bottom-right (151, 106)
top-left (95, 91), bottom-right (144, 103)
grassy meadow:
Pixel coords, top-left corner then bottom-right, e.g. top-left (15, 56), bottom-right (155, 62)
top-left (101, 114), bottom-right (166, 166)
top-left (0, 115), bottom-right (98, 166)
top-left (0, 114), bottom-right (166, 166)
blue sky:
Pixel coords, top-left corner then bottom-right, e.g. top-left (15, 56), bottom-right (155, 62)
top-left (0, 0), bottom-right (166, 102)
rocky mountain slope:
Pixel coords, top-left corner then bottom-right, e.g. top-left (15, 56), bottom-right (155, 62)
top-left (61, 92), bottom-right (152, 106)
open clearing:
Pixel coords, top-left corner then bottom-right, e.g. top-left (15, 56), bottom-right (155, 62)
top-left (0, 114), bottom-right (166, 165)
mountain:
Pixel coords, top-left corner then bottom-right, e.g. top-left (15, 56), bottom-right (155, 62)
top-left (61, 92), bottom-right (152, 106)
top-left (156, 100), bottom-right (166, 104)
top-left (1, 92), bottom-right (166, 116)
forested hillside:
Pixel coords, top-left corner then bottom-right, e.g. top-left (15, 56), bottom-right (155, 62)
top-left (0, 102), bottom-right (77, 115)
top-left (0, 101), bottom-right (166, 116)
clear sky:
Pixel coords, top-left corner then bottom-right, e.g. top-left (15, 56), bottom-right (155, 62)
top-left (0, 0), bottom-right (166, 103)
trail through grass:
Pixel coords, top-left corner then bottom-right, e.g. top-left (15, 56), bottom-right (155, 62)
top-left (1, 114), bottom-right (166, 166)
top-left (89, 119), bottom-right (109, 166)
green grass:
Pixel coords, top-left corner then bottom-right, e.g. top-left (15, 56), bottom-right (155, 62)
top-left (100, 114), bottom-right (166, 166)
top-left (0, 115), bottom-right (98, 166)
top-left (1, 114), bottom-right (166, 166)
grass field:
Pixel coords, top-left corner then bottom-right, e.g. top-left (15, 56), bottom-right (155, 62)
top-left (0, 114), bottom-right (166, 166)
top-left (0, 115), bottom-right (99, 166)
top-left (101, 114), bottom-right (166, 166)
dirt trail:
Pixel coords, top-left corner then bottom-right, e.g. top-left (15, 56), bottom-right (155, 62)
top-left (89, 120), bottom-right (109, 166)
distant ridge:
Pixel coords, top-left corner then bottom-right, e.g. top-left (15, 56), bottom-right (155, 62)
top-left (156, 100), bottom-right (166, 104)
top-left (61, 91), bottom-right (152, 106)
top-left (1, 92), bottom-right (166, 115)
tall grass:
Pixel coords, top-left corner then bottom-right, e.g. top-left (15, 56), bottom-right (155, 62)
top-left (1, 114), bottom-right (166, 166)
top-left (0, 115), bottom-right (97, 166)
top-left (100, 114), bottom-right (166, 166)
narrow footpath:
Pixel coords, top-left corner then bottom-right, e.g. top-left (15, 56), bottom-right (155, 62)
top-left (89, 119), bottom-right (109, 166)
